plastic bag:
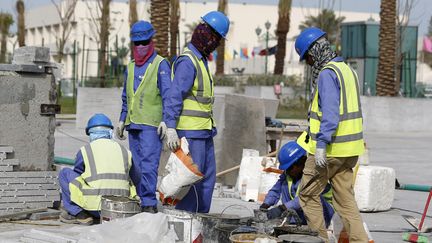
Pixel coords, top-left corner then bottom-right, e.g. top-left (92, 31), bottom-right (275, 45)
top-left (158, 137), bottom-right (203, 205)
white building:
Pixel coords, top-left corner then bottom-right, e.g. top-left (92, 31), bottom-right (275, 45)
top-left (23, 0), bottom-right (379, 81)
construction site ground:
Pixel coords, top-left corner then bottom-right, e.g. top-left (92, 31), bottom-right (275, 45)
top-left (0, 117), bottom-right (430, 242)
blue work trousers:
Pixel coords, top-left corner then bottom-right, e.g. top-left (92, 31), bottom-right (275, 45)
top-left (128, 129), bottom-right (162, 207)
top-left (175, 137), bottom-right (216, 213)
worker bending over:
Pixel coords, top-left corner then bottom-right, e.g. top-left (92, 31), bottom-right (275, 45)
top-left (260, 141), bottom-right (334, 227)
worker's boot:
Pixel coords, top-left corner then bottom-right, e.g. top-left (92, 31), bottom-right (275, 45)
top-left (141, 206), bottom-right (158, 214)
top-left (60, 210), bottom-right (94, 225)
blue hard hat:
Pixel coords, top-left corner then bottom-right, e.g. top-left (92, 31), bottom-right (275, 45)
top-left (278, 141), bottom-right (307, 170)
top-left (201, 11), bottom-right (230, 38)
top-left (295, 27), bottom-right (326, 61)
top-left (85, 113), bottom-right (113, 135)
top-left (130, 20), bottom-right (155, 42)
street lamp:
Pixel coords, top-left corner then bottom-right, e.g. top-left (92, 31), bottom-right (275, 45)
top-left (255, 21), bottom-right (271, 74)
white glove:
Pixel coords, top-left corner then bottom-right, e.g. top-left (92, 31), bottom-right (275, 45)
top-left (166, 128), bottom-right (180, 151)
top-left (116, 121), bottom-right (126, 140)
top-left (315, 148), bottom-right (327, 167)
top-left (157, 121), bottom-right (167, 140)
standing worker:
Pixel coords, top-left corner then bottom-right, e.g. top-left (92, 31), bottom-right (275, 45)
top-left (116, 20), bottom-right (171, 213)
top-left (294, 27), bottom-right (367, 242)
top-left (260, 141), bottom-right (334, 226)
top-left (164, 11), bottom-right (230, 213)
top-left (59, 114), bottom-right (140, 225)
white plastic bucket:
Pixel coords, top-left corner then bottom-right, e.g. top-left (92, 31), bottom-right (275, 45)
top-left (164, 208), bottom-right (203, 243)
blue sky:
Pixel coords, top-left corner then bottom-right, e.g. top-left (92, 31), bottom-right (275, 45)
top-left (1, 0), bottom-right (431, 36)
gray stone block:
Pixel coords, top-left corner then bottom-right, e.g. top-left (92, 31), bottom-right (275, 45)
top-left (12, 46), bottom-right (50, 65)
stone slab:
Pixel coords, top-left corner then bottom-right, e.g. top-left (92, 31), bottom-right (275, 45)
top-left (12, 46), bottom-right (50, 64)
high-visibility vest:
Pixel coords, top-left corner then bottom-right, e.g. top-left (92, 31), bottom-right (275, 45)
top-left (174, 47), bottom-right (215, 130)
top-left (125, 55), bottom-right (164, 127)
top-left (307, 61), bottom-right (364, 157)
top-left (69, 139), bottom-right (136, 211)
top-left (286, 176), bottom-right (333, 205)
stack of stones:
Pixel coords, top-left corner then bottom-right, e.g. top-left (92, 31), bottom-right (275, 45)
top-left (0, 146), bottom-right (59, 214)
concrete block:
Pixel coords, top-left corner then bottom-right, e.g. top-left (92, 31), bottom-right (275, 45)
top-left (0, 147), bottom-right (13, 153)
top-left (29, 209), bottom-right (60, 220)
top-left (354, 165), bottom-right (395, 212)
top-left (12, 46), bottom-right (50, 65)
top-left (0, 159), bottom-right (19, 166)
top-left (0, 166), bottom-right (13, 172)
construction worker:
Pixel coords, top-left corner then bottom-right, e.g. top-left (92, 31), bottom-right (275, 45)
top-left (59, 114), bottom-right (139, 225)
top-left (260, 141), bottom-right (334, 227)
top-left (116, 20), bottom-right (171, 213)
top-left (164, 11), bottom-right (230, 213)
top-left (295, 27), bottom-right (367, 242)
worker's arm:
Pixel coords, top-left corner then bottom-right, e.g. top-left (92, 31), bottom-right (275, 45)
top-left (263, 174), bottom-right (284, 206)
top-left (316, 69), bottom-right (340, 148)
top-left (164, 56), bottom-right (196, 129)
top-left (128, 158), bottom-right (141, 187)
top-left (157, 59), bottom-right (172, 119)
top-left (73, 150), bottom-right (85, 174)
top-left (119, 68), bottom-right (129, 122)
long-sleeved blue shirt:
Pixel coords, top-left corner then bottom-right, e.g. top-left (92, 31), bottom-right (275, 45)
top-left (315, 57), bottom-right (344, 149)
top-left (119, 51), bottom-right (171, 131)
top-left (73, 143), bottom-right (141, 187)
top-left (164, 43), bottom-right (216, 139)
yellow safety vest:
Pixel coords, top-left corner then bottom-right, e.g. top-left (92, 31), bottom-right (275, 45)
top-left (174, 47), bottom-right (215, 130)
top-left (287, 176), bottom-right (333, 205)
top-left (125, 55), bottom-right (164, 127)
top-left (69, 139), bottom-right (137, 211)
top-left (302, 61), bottom-right (364, 157)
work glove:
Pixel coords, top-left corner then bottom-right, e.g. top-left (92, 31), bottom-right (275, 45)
top-left (157, 122), bottom-right (167, 140)
top-left (259, 203), bottom-right (270, 211)
top-left (315, 148), bottom-right (327, 167)
top-left (166, 128), bottom-right (180, 151)
top-left (266, 205), bottom-right (285, 220)
top-left (116, 121), bottom-right (126, 140)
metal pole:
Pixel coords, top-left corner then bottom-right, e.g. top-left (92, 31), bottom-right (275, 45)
top-left (265, 30), bottom-right (269, 74)
top-left (81, 35), bottom-right (86, 87)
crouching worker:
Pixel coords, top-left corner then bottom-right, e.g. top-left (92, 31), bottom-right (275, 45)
top-left (59, 114), bottom-right (140, 225)
top-left (260, 141), bottom-right (334, 227)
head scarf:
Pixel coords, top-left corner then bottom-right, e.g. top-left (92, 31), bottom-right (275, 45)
top-left (89, 126), bottom-right (113, 142)
top-left (133, 41), bottom-right (155, 66)
top-left (191, 23), bottom-right (222, 57)
top-left (307, 37), bottom-right (337, 87)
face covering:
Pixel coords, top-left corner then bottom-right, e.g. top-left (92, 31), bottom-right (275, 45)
top-left (308, 37), bottom-right (337, 87)
top-left (89, 127), bottom-right (113, 142)
top-left (190, 23), bottom-right (222, 57)
top-left (133, 41), bottom-right (155, 66)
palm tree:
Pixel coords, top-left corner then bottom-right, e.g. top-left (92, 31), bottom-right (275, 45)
top-left (150, 0), bottom-right (169, 58)
top-left (129, 0), bottom-right (137, 58)
top-left (170, 0), bottom-right (180, 61)
top-left (376, 0), bottom-right (397, 96)
top-left (16, 0), bottom-right (25, 47)
top-left (299, 9), bottom-right (345, 47)
top-left (215, 0), bottom-right (228, 75)
top-left (0, 12), bottom-right (14, 63)
top-left (99, 0), bottom-right (111, 87)
top-left (274, 0), bottom-right (292, 75)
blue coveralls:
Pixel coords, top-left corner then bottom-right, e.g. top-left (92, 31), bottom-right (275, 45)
top-left (119, 52), bottom-right (172, 207)
top-left (164, 43), bottom-right (216, 213)
top-left (263, 173), bottom-right (334, 226)
top-left (59, 145), bottom-right (140, 216)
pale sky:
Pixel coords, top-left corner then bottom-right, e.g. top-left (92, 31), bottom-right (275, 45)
top-left (1, 0), bottom-right (431, 36)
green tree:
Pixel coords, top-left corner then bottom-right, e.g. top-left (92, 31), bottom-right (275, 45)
top-left (376, 0), bottom-right (397, 96)
top-left (0, 12), bottom-right (14, 63)
top-left (274, 0), bottom-right (292, 75)
top-left (299, 9), bottom-right (345, 47)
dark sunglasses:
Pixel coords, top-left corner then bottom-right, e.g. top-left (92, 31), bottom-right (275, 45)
top-left (134, 39), bottom-right (151, 46)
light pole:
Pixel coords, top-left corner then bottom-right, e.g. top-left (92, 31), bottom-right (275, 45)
top-left (255, 20), bottom-right (271, 75)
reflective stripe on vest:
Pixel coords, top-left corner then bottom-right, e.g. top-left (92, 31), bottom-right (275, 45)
top-left (175, 47), bottom-right (215, 130)
top-left (125, 55), bottom-right (164, 127)
top-left (286, 176), bottom-right (301, 200)
top-left (69, 139), bottom-right (132, 211)
top-left (308, 61), bottom-right (365, 157)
